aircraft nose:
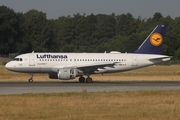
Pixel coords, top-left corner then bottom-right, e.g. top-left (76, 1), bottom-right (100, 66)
top-left (5, 62), bottom-right (14, 71)
top-left (5, 62), bottom-right (10, 69)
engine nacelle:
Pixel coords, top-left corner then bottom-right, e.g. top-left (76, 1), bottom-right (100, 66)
top-left (58, 68), bottom-right (77, 80)
top-left (49, 68), bottom-right (78, 80)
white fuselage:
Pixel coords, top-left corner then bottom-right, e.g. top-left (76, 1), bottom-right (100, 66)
top-left (5, 52), bottom-right (171, 74)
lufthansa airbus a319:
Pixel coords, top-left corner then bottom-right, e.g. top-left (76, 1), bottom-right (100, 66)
top-left (5, 24), bottom-right (171, 83)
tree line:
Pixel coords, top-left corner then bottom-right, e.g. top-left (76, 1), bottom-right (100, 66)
top-left (1, 5), bottom-right (180, 59)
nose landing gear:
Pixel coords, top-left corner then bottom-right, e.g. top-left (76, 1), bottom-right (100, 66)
top-left (28, 74), bottom-right (33, 83)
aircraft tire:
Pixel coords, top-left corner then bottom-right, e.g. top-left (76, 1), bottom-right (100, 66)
top-left (28, 79), bottom-right (33, 83)
top-left (86, 77), bottom-right (92, 83)
top-left (79, 77), bottom-right (85, 83)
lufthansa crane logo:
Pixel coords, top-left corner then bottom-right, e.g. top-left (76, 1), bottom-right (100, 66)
top-left (150, 33), bottom-right (163, 46)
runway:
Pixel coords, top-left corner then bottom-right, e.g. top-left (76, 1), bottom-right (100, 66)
top-left (0, 81), bottom-right (180, 95)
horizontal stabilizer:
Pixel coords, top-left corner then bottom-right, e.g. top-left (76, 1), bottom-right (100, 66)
top-left (148, 56), bottom-right (172, 63)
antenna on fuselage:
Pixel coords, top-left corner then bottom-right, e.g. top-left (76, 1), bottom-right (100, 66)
top-left (32, 51), bottom-right (34, 53)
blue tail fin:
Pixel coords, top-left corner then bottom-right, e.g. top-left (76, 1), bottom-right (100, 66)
top-left (134, 24), bottom-right (168, 54)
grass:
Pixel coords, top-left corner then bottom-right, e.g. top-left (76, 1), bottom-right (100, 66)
top-left (0, 91), bottom-right (180, 120)
top-left (1, 65), bottom-right (180, 81)
top-left (0, 58), bottom-right (11, 65)
top-left (1, 58), bottom-right (180, 119)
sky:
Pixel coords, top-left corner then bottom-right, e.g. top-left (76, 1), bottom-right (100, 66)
top-left (1, 0), bottom-right (180, 19)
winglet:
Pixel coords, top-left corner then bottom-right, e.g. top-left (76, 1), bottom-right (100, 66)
top-left (134, 24), bottom-right (168, 54)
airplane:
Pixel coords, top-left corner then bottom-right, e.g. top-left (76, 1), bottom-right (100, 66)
top-left (5, 24), bottom-right (171, 83)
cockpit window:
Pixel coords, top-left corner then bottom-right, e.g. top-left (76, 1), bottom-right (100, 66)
top-left (13, 58), bottom-right (23, 61)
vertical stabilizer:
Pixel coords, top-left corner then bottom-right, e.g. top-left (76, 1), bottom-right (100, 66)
top-left (134, 24), bottom-right (168, 54)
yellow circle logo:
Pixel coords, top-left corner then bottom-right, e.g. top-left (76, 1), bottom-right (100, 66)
top-left (150, 33), bottom-right (163, 46)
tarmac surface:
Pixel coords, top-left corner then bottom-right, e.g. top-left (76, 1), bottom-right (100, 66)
top-left (0, 81), bottom-right (180, 95)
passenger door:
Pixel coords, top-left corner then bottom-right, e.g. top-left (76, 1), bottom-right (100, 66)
top-left (29, 54), bottom-right (35, 66)
top-left (132, 55), bottom-right (138, 66)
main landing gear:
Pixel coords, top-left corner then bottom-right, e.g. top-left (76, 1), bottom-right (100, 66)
top-left (28, 74), bottom-right (92, 83)
top-left (79, 76), bottom-right (92, 83)
top-left (28, 74), bottom-right (33, 83)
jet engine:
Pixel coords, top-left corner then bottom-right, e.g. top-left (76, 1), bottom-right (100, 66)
top-left (48, 68), bottom-right (78, 80)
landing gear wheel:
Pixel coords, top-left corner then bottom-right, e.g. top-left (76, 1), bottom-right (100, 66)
top-left (79, 76), bottom-right (85, 83)
top-left (86, 77), bottom-right (92, 83)
top-left (29, 74), bottom-right (33, 83)
top-left (28, 79), bottom-right (33, 83)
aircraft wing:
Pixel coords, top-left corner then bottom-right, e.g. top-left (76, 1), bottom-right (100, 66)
top-left (76, 62), bottom-right (114, 68)
top-left (51, 62), bottom-right (115, 73)
top-left (76, 62), bottom-right (115, 73)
